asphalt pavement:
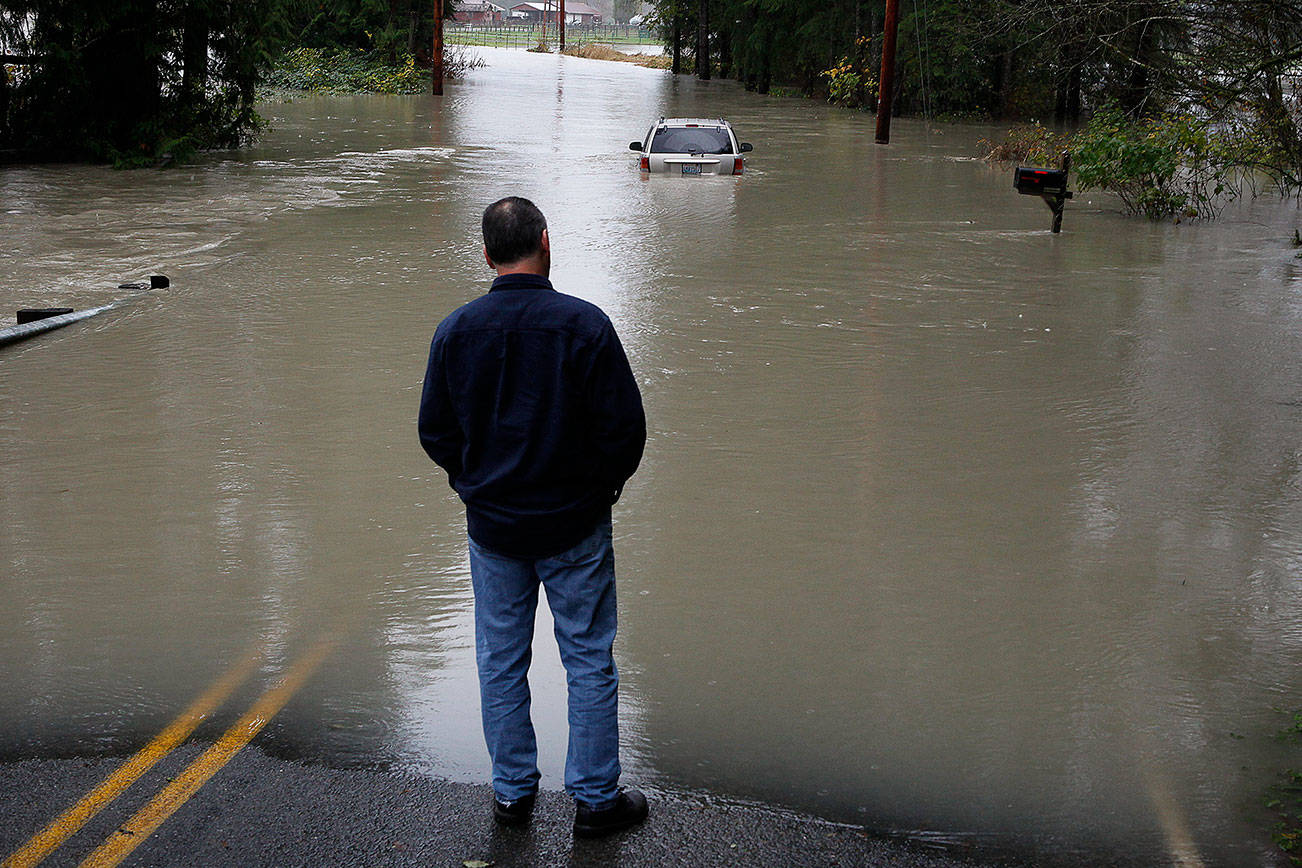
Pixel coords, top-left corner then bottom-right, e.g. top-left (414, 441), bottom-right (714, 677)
top-left (0, 747), bottom-right (1019, 867)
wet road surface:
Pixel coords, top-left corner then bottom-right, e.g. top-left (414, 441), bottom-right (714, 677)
top-left (1, 751), bottom-right (1015, 868)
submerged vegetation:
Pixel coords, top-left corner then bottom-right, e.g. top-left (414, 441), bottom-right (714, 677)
top-left (1070, 108), bottom-right (1242, 220)
top-left (1267, 710), bottom-right (1302, 865)
top-left (984, 105), bottom-right (1295, 220)
top-left (980, 122), bottom-right (1067, 167)
top-left (269, 1), bottom-right (482, 96)
top-left (562, 43), bottom-right (671, 70)
top-left (264, 46), bottom-right (483, 96)
top-left (265, 48), bottom-right (429, 95)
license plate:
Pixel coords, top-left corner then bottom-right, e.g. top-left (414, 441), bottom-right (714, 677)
top-left (681, 164), bottom-right (702, 175)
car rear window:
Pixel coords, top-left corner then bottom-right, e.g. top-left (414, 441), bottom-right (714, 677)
top-left (650, 127), bottom-right (733, 154)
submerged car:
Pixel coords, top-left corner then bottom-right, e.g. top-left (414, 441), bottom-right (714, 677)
top-left (629, 118), bottom-right (753, 175)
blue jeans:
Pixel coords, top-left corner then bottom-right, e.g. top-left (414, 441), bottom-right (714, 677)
top-left (467, 518), bottom-right (621, 807)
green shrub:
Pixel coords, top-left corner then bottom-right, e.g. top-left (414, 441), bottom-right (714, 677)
top-left (819, 38), bottom-right (876, 109)
top-left (1071, 106), bottom-right (1238, 220)
top-left (265, 48), bottom-right (429, 95)
top-left (981, 106), bottom-right (1278, 221)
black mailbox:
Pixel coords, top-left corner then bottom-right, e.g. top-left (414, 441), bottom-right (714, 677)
top-left (1014, 161), bottom-right (1074, 233)
top-left (1015, 167), bottom-right (1070, 196)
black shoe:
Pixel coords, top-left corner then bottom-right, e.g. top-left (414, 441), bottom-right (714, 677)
top-left (573, 788), bottom-right (649, 838)
top-left (493, 791), bottom-right (537, 826)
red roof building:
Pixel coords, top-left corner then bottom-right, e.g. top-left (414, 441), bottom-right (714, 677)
top-left (453, 0), bottom-right (508, 22)
top-left (509, 1), bottom-right (602, 24)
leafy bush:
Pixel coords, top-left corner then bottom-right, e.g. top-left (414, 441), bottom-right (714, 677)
top-left (983, 107), bottom-right (1254, 220)
top-left (264, 47), bottom-right (484, 96)
top-left (819, 37), bottom-right (876, 109)
top-left (265, 48), bottom-right (427, 94)
top-left (981, 122), bottom-right (1069, 167)
top-left (1071, 106), bottom-right (1239, 220)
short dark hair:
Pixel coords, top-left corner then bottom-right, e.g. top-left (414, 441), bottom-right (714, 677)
top-left (482, 197), bottom-right (547, 265)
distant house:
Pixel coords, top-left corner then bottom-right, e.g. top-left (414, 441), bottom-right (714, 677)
top-left (508, 1), bottom-right (601, 25)
top-left (453, 0), bottom-right (507, 22)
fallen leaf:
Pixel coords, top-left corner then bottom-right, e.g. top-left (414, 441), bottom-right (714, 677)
top-left (463, 861), bottom-right (493, 868)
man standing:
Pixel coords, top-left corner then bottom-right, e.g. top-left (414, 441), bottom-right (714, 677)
top-left (418, 197), bottom-right (648, 838)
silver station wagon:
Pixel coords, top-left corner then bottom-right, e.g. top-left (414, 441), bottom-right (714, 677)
top-left (629, 118), bottom-right (753, 175)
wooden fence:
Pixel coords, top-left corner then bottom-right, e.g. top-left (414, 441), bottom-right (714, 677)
top-left (446, 23), bottom-right (658, 49)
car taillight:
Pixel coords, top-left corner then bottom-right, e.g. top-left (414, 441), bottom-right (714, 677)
top-left (640, 156), bottom-right (649, 171)
top-left (732, 157), bottom-right (744, 175)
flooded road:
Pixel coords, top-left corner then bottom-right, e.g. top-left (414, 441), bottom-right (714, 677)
top-left (3, 47), bottom-right (1301, 866)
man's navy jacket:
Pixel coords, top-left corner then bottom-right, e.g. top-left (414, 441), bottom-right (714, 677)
top-left (419, 273), bottom-right (646, 558)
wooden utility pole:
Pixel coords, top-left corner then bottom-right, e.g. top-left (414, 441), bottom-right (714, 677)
top-left (560, 0), bottom-right (566, 51)
top-left (874, 0), bottom-right (899, 144)
top-left (432, 0), bottom-right (444, 95)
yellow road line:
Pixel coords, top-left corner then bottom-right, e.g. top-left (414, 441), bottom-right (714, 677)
top-left (2, 648), bottom-right (264, 868)
top-left (78, 638), bottom-right (337, 868)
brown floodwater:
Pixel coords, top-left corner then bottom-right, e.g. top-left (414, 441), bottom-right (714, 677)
top-left (3, 47), bottom-right (1301, 866)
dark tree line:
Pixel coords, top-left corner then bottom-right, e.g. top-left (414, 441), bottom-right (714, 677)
top-left (2, 0), bottom-right (1298, 168)
top-left (286, 0), bottom-right (443, 66)
top-left (0, 0), bottom-right (452, 163)
top-left (656, 0), bottom-right (1302, 145)
top-left (1, 0), bottom-right (285, 162)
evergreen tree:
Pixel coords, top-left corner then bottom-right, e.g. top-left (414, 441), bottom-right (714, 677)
top-left (1, 0), bottom-right (286, 163)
